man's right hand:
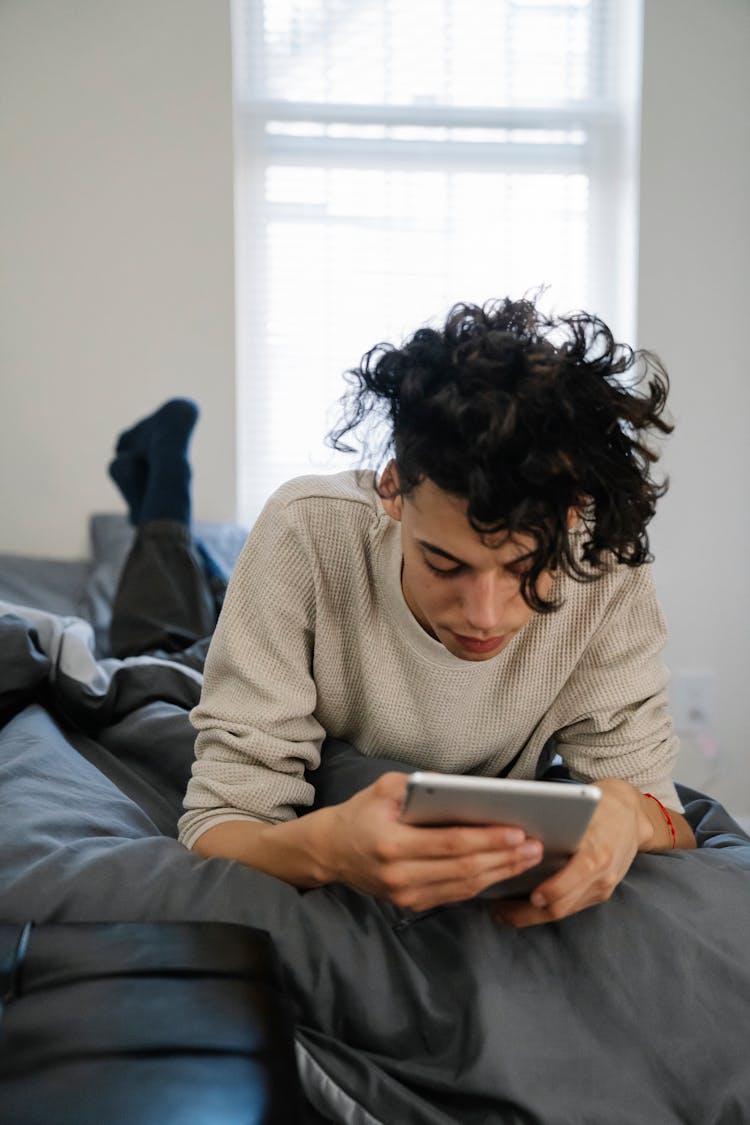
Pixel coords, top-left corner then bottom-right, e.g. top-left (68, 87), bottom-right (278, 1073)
top-left (193, 771), bottom-right (543, 911)
top-left (310, 771), bottom-right (543, 910)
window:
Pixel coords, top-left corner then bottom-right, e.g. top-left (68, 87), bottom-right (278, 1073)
top-left (232, 0), bottom-right (643, 523)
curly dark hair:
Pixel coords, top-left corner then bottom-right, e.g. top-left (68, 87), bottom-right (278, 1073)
top-left (328, 297), bottom-right (673, 612)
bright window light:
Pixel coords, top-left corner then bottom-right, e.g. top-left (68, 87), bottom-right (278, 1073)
top-left (232, 0), bottom-right (643, 524)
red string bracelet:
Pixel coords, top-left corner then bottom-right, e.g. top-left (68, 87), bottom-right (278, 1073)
top-left (644, 793), bottom-right (677, 850)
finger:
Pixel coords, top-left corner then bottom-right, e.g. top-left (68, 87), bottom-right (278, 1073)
top-left (532, 867), bottom-right (621, 922)
top-left (405, 839), bottom-right (543, 888)
top-left (373, 771), bottom-right (411, 798)
top-left (379, 774), bottom-right (542, 856)
top-left (494, 873), bottom-right (607, 927)
top-left (492, 851), bottom-right (592, 927)
top-left (395, 865), bottom-right (530, 912)
top-left (382, 843), bottom-right (545, 911)
top-left (493, 898), bottom-right (550, 928)
top-left (397, 821), bottom-right (539, 859)
top-left (526, 847), bottom-right (602, 907)
top-left (493, 886), bottom-right (593, 928)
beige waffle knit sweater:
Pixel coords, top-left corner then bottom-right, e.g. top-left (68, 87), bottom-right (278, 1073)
top-left (178, 471), bottom-right (681, 848)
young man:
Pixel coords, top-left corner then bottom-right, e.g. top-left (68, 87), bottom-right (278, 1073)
top-left (125, 299), bottom-right (695, 927)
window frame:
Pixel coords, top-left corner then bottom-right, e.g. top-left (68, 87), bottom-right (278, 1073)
top-left (231, 0), bottom-right (643, 523)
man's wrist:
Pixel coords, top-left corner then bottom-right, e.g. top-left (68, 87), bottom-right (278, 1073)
top-left (636, 791), bottom-right (662, 850)
top-left (641, 792), bottom-right (678, 851)
top-left (598, 778), bottom-right (658, 851)
top-left (194, 811), bottom-right (338, 888)
top-left (293, 805), bottom-right (340, 885)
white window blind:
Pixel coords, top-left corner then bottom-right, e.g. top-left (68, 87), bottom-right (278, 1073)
top-left (232, 0), bottom-right (643, 524)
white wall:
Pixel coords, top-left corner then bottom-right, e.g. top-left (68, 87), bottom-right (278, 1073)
top-left (638, 0), bottom-right (750, 818)
top-left (0, 0), bottom-right (237, 556)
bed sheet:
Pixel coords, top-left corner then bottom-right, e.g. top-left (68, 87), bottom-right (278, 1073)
top-left (1, 601), bottom-right (749, 1125)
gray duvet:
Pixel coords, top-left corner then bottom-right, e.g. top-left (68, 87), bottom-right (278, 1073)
top-left (1, 600), bottom-right (750, 1124)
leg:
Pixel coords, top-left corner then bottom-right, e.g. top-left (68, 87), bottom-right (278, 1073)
top-left (109, 520), bottom-right (219, 661)
top-left (107, 400), bottom-right (228, 663)
top-left (109, 398), bottom-right (199, 526)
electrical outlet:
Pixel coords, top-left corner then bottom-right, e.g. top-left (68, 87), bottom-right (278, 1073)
top-left (672, 670), bottom-right (717, 745)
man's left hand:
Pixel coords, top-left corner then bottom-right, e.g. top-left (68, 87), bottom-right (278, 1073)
top-left (493, 778), bottom-right (690, 928)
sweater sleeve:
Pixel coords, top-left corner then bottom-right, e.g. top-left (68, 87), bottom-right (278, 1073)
top-left (552, 565), bottom-right (683, 812)
top-left (177, 486), bottom-right (325, 848)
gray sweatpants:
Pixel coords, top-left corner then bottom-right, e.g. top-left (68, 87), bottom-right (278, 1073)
top-left (109, 520), bottom-right (225, 670)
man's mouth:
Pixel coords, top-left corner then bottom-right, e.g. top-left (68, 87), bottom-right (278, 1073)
top-left (451, 632), bottom-right (508, 655)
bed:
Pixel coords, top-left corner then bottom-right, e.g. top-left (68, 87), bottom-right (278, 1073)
top-left (1, 514), bottom-right (749, 1124)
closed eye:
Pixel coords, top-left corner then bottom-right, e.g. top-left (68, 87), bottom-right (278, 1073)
top-left (504, 555), bottom-right (535, 580)
top-left (424, 557), bottom-right (463, 578)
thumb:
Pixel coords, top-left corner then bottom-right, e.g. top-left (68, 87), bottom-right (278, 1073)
top-left (370, 770), bottom-right (411, 805)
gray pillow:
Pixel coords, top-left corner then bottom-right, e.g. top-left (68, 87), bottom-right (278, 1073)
top-left (0, 555), bottom-right (91, 619)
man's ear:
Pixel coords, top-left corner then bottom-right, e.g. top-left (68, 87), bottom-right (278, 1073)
top-left (379, 460), bottom-right (403, 521)
top-left (567, 496), bottom-right (590, 529)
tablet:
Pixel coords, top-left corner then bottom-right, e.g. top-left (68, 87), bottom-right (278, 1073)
top-left (399, 771), bottom-right (602, 899)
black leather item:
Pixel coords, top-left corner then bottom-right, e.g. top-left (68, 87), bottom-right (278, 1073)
top-left (0, 921), bottom-right (305, 1124)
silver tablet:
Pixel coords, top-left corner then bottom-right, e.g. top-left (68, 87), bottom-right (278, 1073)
top-left (400, 772), bottom-right (602, 899)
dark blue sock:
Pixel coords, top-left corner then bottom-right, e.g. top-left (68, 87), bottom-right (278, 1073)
top-left (115, 399), bottom-right (199, 457)
top-left (138, 456), bottom-right (193, 526)
top-left (108, 452), bottom-right (148, 525)
top-left (112, 399), bottom-right (200, 526)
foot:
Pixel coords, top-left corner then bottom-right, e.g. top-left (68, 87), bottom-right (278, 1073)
top-left (110, 398), bottom-right (199, 525)
top-left (108, 452), bottom-right (149, 526)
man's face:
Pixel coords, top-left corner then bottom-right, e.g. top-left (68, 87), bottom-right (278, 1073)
top-left (380, 464), bottom-right (554, 662)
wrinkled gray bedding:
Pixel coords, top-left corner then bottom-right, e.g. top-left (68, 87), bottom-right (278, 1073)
top-left (1, 588), bottom-right (750, 1123)
top-left (0, 514), bottom-right (248, 653)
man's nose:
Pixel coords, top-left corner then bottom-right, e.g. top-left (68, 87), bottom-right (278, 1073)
top-left (462, 572), bottom-right (513, 633)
